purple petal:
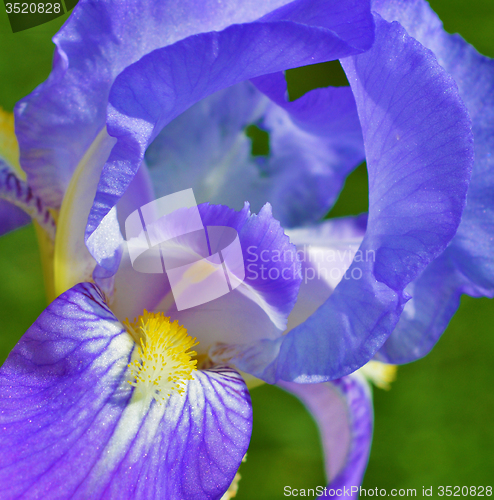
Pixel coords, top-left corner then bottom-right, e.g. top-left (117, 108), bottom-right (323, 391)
top-left (0, 282), bottom-right (252, 499)
top-left (14, 0), bottom-right (306, 209)
top-left (342, 14), bottom-right (473, 291)
top-left (374, 0), bottom-right (494, 293)
top-left (0, 283), bottom-right (132, 498)
top-left (374, 0), bottom-right (494, 362)
top-left (226, 15), bottom-right (473, 382)
top-left (113, 202), bottom-right (301, 355)
top-left (279, 373), bottom-right (373, 497)
top-left (85, 0), bottom-right (375, 268)
top-left (201, 202), bottom-right (301, 330)
top-left (116, 162), bottom-right (156, 232)
top-left (90, 162), bottom-right (156, 288)
top-left (101, 366), bottom-right (252, 500)
top-left (145, 77), bottom-right (364, 228)
top-left (251, 72), bottom-right (365, 225)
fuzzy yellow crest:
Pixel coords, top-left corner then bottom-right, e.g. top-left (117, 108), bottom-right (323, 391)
top-left (124, 311), bottom-right (198, 403)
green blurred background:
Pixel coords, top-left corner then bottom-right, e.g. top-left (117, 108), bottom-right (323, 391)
top-left (0, 1), bottom-right (492, 498)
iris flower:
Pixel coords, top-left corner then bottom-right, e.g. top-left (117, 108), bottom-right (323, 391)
top-left (0, 0), bottom-right (493, 498)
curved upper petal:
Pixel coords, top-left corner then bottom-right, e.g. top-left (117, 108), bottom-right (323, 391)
top-left (84, 0), bottom-right (375, 269)
top-left (373, 0), bottom-right (494, 363)
top-left (14, 0), bottom-right (307, 209)
top-left (279, 373), bottom-right (373, 497)
top-left (0, 282), bottom-right (252, 500)
top-left (343, 14), bottom-right (473, 292)
top-left (374, 0), bottom-right (494, 294)
top-left (217, 14), bottom-right (473, 383)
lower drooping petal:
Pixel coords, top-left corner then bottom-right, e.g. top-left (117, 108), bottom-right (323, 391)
top-left (373, 0), bottom-right (494, 363)
top-left (0, 282), bottom-right (252, 500)
top-left (279, 373), bottom-right (373, 498)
